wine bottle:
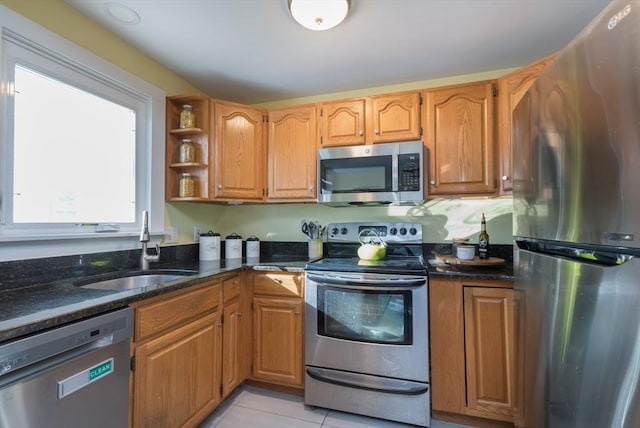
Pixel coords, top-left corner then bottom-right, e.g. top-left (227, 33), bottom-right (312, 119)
top-left (478, 213), bottom-right (490, 259)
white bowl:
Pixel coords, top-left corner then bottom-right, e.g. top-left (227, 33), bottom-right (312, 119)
top-left (456, 245), bottom-right (476, 260)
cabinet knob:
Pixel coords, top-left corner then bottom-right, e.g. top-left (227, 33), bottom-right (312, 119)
top-left (502, 175), bottom-right (509, 181)
top-left (309, 186), bottom-right (314, 193)
top-left (217, 184), bottom-right (222, 189)
top-left (374, 129), bottom-right (379, 135)
top-left (294, 312), bottom-right (300, 316)
top-left (273, 278), bottom-right (283, 284)
top-left (237, 312), bottom-right (243, 317)
top-left (359, 130), bottom-right (364, 136)
top-left (430, 180), bottom-right (436, 186)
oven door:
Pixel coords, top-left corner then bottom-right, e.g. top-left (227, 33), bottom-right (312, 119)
top-left (304, 271), bottom-right (429, 382)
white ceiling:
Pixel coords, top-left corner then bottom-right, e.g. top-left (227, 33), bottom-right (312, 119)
top-left (64, 0), bottom-right (612, 105)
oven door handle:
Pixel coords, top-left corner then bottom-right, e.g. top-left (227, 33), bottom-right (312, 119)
top-left (306, 273), bottom-right (426, 289)
top-left (306, 366), bottom-right (429, 396)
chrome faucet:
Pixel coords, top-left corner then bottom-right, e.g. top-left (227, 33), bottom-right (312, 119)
top-left (140, 210), bottom-right (160, 270)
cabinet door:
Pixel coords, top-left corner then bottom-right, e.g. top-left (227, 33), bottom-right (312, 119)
top-left (320, 99), bottom-right (366, 147)
top-left (267, 106), bottom-right (317, 201)
top-left (368, 92), bottom-right (421, 143)
top-left (133, 312), bottom-right (222, 428)
top-left (424, 81), bottom-right (496, 195)
top-left (429, 278), bottom-right (466, 415)
top-left (252, 297), bottom-right (303, 386)
top-left (214, 102), bottom-right (265, 201)
top-left (463, 287), bottom-right (514, 422)
top-left (222, 299), bottom-right (241, 398)
top-left (497, 53), bottom-right (557, 194)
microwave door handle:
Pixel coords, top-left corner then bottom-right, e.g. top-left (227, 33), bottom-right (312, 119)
top-left (392, 154), bottom-right (399, 191)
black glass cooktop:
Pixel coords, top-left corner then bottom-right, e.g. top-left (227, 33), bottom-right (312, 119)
top-left (305, 256), bottom-right (426, 275)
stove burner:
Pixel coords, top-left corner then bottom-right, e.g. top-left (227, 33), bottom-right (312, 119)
top-left (306, 221), bottom-right (426, 275)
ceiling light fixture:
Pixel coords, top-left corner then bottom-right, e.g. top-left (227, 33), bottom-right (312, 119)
top-left (103, 2), bottom-right (141, 25)
top-left (288, 0), bottom-right (350, 31)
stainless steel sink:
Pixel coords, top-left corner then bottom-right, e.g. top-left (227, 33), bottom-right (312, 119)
top-left (76, 269), bottom-right (197, 291)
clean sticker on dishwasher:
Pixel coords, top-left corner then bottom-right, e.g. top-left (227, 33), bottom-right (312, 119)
top-left (57, 358), bottom-right (114, 399)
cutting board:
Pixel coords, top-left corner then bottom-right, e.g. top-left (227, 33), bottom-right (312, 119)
top-left (442, 256), bottom-right (506, 267)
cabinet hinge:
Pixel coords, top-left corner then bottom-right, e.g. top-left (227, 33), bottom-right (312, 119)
top-left (221, 313), bottom-right (225, 324)
top-left (130, 356), bottom-right (136, 372)
top-left (220, 384), bottom-right (224, 396)
top-left (263, 115), bottom-right (268, 123)
top-left (420, 127), bottom-right (423, 136)
top-left (320, 108), bottom-right (323, 117)
top-left (320, 136), bottom-right (323, 145)
top-left (493, 85), bottom-right (498, 97)
top-left (419, 93), bottom-right (423, 105)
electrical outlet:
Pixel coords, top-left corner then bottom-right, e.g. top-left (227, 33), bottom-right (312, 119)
top-left (164, 227), bottom-right (178, 244)
top-left (194, 225), bottom-right (201, 242)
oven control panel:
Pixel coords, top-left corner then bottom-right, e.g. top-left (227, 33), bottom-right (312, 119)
top-left (327, 222), bottom-right (422, 244)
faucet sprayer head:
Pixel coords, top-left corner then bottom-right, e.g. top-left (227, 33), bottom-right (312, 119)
top-left (140, 210), bottom-right (150, 242)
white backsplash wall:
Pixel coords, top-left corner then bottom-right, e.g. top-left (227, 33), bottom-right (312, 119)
top-left (166, 198), bottom-right (513, 245)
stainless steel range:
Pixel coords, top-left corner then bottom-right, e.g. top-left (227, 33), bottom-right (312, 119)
top-left (304, 222), bottom-right (430, 427)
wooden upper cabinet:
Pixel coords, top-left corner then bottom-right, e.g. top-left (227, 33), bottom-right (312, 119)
top-left (424, 81), bottom-right (496, 196)
top-left (319, 99), bottom-right (366, 147)
top-left (267, 105), bottom-right (317, 201)
top-left (497, 53), bottom-right (557, 194)
top-left (166, 95), bottom-right (211, 201)
top-left (368, 91), bottom-right (422, 143)
top-left (213, 102), bottom-right (266, 201)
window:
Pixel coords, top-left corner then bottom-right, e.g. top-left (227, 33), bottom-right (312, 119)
top-left (13, 65), bottom-right (137, 225)
top-left (0, 6), bottom-right (165, 260)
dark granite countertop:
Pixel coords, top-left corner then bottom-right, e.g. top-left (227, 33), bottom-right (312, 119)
top-left (0, 258), bottom-right (307, 345)
top-left (0, 241), bottom-right (514, 345)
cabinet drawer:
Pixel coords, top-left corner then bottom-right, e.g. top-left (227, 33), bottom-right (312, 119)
top-left (135, 281), bottom-right (221, 342)
top-left (222, 274), bottom-right (241, 303)
top-left (253, 273), bottom-right (303, 298)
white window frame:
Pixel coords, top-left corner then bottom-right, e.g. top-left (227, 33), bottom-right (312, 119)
top-left (0, 6), bottom-right (165, 262)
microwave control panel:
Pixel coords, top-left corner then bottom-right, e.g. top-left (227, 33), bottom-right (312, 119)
top-left (398, 153), bottom-right (421, 191)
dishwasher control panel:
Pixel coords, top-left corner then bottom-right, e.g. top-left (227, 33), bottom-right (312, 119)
top-left (0, 308), bottom-right (132, 377)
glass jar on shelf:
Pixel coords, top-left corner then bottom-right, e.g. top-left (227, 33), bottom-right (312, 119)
top-left (179, 138), bottom-right (195, 163)
top-left (179, 104), bottom-right (195, 129)
top-left (179, 172), bottom-right (195, 197)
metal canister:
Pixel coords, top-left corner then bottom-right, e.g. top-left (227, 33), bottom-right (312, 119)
top-left (199, 231), bottom-right (220, 261)
top-left (246, 235), bottom-right (260, 259)
top-left (225, 233), bottom-right (242, 259)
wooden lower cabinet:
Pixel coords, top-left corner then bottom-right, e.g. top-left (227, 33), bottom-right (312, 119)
top-left (251, 272), bottom-right (304, 388)
top-left (430, 278), bottom-right (514, 425)
top-left (133, 312), bottom-right (222, 428)
top-left (221, 273), bottom-right (250, 398)
top-left (131, 280), bottom-right (223, 428)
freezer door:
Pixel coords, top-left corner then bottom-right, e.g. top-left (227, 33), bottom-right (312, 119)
top-left (513, 0), bottom-right (640, 249)
top-left (515, 248), bottom-right (640, 428)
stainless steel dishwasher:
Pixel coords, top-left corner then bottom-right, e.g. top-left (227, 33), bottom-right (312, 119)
top-left (0, 307), bottom-right (133, 428)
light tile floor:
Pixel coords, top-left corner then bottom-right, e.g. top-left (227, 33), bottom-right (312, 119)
top-left (198, 385), bottom-right (474, 428)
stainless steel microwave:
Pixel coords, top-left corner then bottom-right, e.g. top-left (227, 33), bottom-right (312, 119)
top-left (317, 141), bottom-right (424, 206)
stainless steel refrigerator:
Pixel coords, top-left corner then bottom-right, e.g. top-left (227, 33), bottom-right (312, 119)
top-left (513, 0), bottom-right (640, 427)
